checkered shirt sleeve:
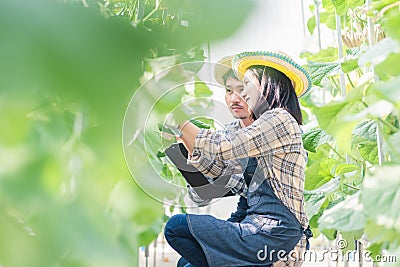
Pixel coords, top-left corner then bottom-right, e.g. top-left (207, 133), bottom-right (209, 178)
top-left (186, 120), bottom-right (248, 204)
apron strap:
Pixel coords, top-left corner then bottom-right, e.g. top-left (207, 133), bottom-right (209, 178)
top-left (303, 225), bottom-right (313, 250)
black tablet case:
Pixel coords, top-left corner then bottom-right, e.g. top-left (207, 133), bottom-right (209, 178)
top-left (165, 143), bottom-right (234, 199)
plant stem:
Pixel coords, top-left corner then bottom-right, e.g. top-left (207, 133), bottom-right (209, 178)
top-left (377, 1), bottom-right (400, 19)
top-left (346, 73), bottom-right (356, 88)
top-left (330, 76), bottom-right (340, 92)
top-left (327, 143), bottom-right (346, 161)
top-left (143, 7), bottom-right (158, 22)
top-left (143, 0), bottom-right (162, 22)
top-left (378, 117), bottom-right (399, 132)
top-left (344, 183), bottom-right (362, 190)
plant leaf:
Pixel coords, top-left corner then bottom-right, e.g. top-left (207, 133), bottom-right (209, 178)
top-left (353, 119), bottom-right (377, 143)
top-left (341, 59), bottom-right (359, 73)
top-left (305, 194), bottom-right (326, 219)
top-left (306, 61), bottom-right (341, 86)
top-left (335, 163), bottom-right (359, 176)
top-left (194, 78), bottom-right (213, 97)
top-left (303, 128), bottom-right (333, 153)
top-left (307, 16), bottom-right (316, 34)
top-left (319, 192), bottom-right (366, 232)
top-left (358, 142), bottom-right (379, 164)
top-left (305, 158), bottom-right (337, 190)
top-left (362, 166), bottom-right (400, 233)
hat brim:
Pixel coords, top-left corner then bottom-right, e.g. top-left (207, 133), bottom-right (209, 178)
top-left (232, 52), bottom-right (311, 97)
top-left (214, 55), bottom-right (234, 86)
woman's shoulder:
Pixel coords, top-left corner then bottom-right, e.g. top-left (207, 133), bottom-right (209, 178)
top-left (261, 108), bottom-right (296, 123)
top-left (258, 109), bottom-right (301, 136)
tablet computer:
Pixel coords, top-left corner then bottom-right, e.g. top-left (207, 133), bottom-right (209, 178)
top-left (165, 143), bottom-right (234, 199)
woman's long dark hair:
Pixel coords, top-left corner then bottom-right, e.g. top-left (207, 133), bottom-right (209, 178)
top-left (248, 65), bottom-right (303, 125)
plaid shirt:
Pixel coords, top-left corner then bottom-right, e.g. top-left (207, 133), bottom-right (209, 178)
top-left (188, 108), bottom-right (309, 266)
top-left (187, 120), bottom-right (248, 205)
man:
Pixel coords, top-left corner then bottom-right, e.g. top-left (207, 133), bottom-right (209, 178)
top-left (223, 69), bottom-right (254, 128)
top-left (177, 58), bottom-right (255, 266)
top-left (186, 56), bottom-right (254, 223)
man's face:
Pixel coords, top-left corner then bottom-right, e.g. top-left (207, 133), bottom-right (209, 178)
top-left (224, 76), bottom-right (252, 120)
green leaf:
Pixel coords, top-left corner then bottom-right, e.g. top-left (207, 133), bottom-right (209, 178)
top-left (322, 0), bottom-right (335, 12)
top-left (194, 79), bottom-right (213, 97)
top-left (303, 128), bottom-right (333, 153)
top-left (358, 142), bottom-right (379, 164)
top-left (347, 0), bottom-right (365, 9)
top-left (303, 129), bottom-right (323, 153)
top-left (382, 8), bottom-right (400, 41)
top-left (306, 61), bottom-right (341, 86)
top-left (161, 163), bottom-right (173, 181)
top-left (370, 0), bottom-right (398, 12)
top-left (340, 229), bottom-right (364, 252)
top-left (365, 222), bottom-right (400, 250)
top-left (383, 113), bottom-right (399, 135)
top-left (319, 193), bottom-right (366, 232)
top-left (331, 0), bottom-right (364, 16)
top-left (362, 166), bottom-right (400, 233)
top-left (313, 92), bottom-right (365, 153)
top-left (322, 228), bottom-right (337, 240)
top-left (376, 52), bottom-right (400, 80)
top-left (305, 178), bottom-right (340, 219)
top-left (144, 55), bottom-right (181, 75)
top-left (331, 0), bottom-right (348, 16)
top-left (365, 242), bottom-right (384, 263)
top-left (385, 131), bottom-right (400, 163)
top-left (154, 84), bottom-right (189, 113)
top-left (307, 16), bottom-right (316, 34)
top-left (306, 177), bottom-right (341, 195)
top-left (335, 163), bottom-right (359, 176)
top-left (325, 13), bottom-right (338, 30)
top-left (371, 76), bottom-right (400, 106)
top-left (305, 158), bottom-right (337, 190)
top-left (341, 59), bottom-right (359, 73)
top-left (353, 119), bottom-right (377, 143)
top-left (301, 47), bottom-right (339, 62)
top-left (305, 194), bottom-right (326, 219)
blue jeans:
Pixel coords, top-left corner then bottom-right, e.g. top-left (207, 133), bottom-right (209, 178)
top-left (164, 214), bottom-right (209, 267)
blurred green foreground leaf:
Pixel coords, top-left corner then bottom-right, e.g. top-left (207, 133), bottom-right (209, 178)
top-left (0, 0), bottom-right (251, 266)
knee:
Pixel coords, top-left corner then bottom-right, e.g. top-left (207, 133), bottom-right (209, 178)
top-left (177, 257), bottom-right (189, 267)
top-left (164, 214), bottom-right (187, 240)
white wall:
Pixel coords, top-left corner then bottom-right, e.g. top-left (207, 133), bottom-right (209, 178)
top-left (209, 0), bottom-right (312, 64)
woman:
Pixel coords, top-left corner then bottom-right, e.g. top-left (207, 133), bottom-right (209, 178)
top-left (164, 51), bottom-right (312, 267)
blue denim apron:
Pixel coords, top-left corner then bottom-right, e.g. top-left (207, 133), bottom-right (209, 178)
top-left (186, 158), bottom-right (303, 266)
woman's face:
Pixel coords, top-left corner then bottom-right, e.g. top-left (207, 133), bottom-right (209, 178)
top-left (242, 69), bottom-right (262, 112)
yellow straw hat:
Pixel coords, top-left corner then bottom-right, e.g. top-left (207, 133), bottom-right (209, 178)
top-left (232, 51), bottom-right (312, 97)
top-left (213, 55), bottom-right (235, 86)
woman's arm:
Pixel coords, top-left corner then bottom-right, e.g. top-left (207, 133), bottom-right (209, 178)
top-left (180, 109), bottom-right (301, 179)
